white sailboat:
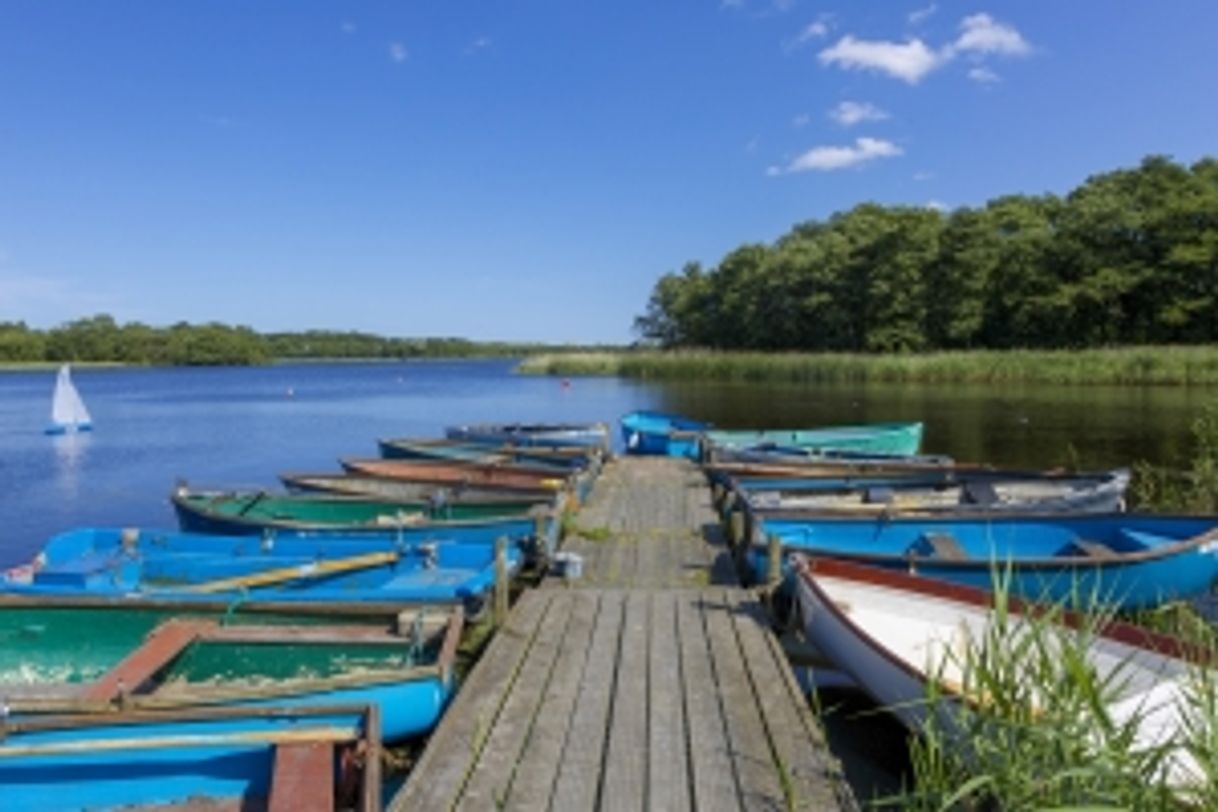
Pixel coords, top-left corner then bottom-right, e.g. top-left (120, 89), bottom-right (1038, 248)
top-left (46, 364), bottom-right (92, 434)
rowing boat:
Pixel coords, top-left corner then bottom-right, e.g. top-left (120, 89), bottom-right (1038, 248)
top-left (619, 410), bottom-right (709, 458)
top-left (705, 421), bottom-right (925, 456)
top-left (445, 421), bottom-right (611, 449)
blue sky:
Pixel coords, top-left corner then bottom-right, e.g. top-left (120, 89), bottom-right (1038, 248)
top-left (2, 1), bottom-right (1216, 343)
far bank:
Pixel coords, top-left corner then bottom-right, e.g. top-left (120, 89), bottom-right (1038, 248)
top-left (517, 346), bottom-right (1218, 386)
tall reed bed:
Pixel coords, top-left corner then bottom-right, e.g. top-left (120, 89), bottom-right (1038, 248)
top-left (518, 346), bottom-right (1218, 386)
top-left (889, 578), bottom-right (1217, 811)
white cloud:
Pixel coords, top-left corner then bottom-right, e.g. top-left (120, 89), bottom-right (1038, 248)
top-left (769, 136), bottom-right (903, 174)
top-left (800, 20), bottom-right (830, 40)
top-left (968, 66), bottom-right (1000, 83)
top-left (465, 36), bottom-right (492, 55)
top-left (340, 21), bottom-right (357, 35)
top-left (389, 42), bottom-right (409, 63)
top-left (926, 199), bottom-right (949, 212)
top-left (792, 113), bottom-right (811, 128)
top-left (829, 100), bottom-right (889, 127)
top-left (951, 13), bottom-right (1030, 57)
top-left (818, 36), bottom-right (944, 84)
top-left (908, 4), bottom-right (937, 25)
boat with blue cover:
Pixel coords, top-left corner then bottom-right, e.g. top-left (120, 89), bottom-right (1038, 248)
top-left (743, 512), bottom-right (1218, 609)
top-left (446, 421), bottom-right (611, 450)
top-left (0, 528), bottom-right (521, 607)
top-left (619, 410), bottom-right (710, 458)
top-left (171, 486), bottom-right (560, 557)
top-left (705, 421), bottom-right (925, 457)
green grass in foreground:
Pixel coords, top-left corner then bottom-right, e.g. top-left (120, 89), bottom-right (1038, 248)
top-left (517, 346), bottom-right (1218, 386)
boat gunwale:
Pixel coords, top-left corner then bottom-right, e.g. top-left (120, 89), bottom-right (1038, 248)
top-left (757, 512), bottom-right (1218, 571)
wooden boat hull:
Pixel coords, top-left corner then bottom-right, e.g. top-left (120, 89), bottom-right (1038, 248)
top-left (706, 421), bottom-right (924, 456)
top-left (744, 469), bottom-right (1130, 515)
top-left (378, 437), bottom-right (597, 470)
top-left (748, 512), bottom-right (1218, 609)
top-left (171, 488), bottom-right (558, 556)
top-left (281, 471), bottom-right (561, 505)
top-left (342, 457), bottom-right (576, 492)
top-left (1, 529), bottom-right (522, 606)
top-left (445, 421), bottom-right (611, 450)
top-left (619, 410), bottom-right (708, 458)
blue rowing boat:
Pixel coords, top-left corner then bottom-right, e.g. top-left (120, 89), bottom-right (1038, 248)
top-left (0, 528), bottom-right (521, 607)
top-left (619, 410), bottom-right (710, 458)
top-left (744, 512), bottom-right (1218, 610)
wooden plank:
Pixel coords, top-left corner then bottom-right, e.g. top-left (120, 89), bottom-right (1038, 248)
top-left (730, 592), bottom-right (855, 811)
top-left (268, 741), bottom-right (334, 812)
top-left (201, 625), bottom-right (403, 645)
top-left (86, 619), bottom-right (214, 701)
top-left (550, 590), bottom-right (625, 810)
top-left (390, 590), bottom-right (553, 811)
top-left (502, 590), bottom-right (600, 811)
top-left (648, 591), bottom-right (690, 811)
top-left (678, 593), bottom-right (741, 812)
top-left (702, 590), bottom-right (786, 811)
top-left (600, 591), bottom-right (649, 812)
top-left (456, 590), bottom-right (573, 810)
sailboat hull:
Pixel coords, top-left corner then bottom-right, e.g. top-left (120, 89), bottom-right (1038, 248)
top-left (44, 423), bottom-right (92, 436)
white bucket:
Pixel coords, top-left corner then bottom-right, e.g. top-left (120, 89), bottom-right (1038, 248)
top-left (554, 552), bottom-right (584, 580)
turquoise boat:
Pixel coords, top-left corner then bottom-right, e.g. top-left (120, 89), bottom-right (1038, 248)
top-left (619, 410), bottom-right (709, 458)
top-left (0, 705), bottom-right (383, 811)
top-left (706, 421), bottom-right (924, 457)
top-left (0, 603), bottom-right (461, 809)
top-left (746, 512), bottom-right (1218, 610)
top-left (0, 528), bottom-right (522, 608)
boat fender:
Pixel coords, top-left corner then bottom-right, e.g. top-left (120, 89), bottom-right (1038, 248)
top-left (418, 542), bottom-right (439, 570)
top-left (121, 528), bottom-right (140, 553)
top-left (261, 529), bottom-right (275, 552)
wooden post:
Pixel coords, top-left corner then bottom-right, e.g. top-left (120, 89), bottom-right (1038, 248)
top-left (494, 537), bottom-right (509, 628)
top-left (534, 512), bottom-right (549, 559)
top-left (711, 483), bottom-right (725, 512)
top-left (767, 535), bottom-right (783, 586)
top-left (728, 508), bottom-right (744, 552)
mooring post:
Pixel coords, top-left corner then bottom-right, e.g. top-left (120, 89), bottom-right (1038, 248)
top-left (494, 536), bottom-right (509, 627)
top-left (729, 506), bottom-right (744, 551)
top-left (767, 534), bottom-right (783, 585)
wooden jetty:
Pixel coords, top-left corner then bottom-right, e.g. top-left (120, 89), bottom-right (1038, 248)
top-left (391, 458), bottom-right (856, 811)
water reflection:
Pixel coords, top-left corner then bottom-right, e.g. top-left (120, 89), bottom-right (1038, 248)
top-left (51, 431), bottom-right (91, 500)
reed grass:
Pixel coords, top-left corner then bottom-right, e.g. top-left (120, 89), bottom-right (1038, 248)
top-left (887, 573), bottom-right (1217, 811)
top-left (1129, 403), bottom-right (1218, 512)
top-left (518, 346), bottom-right (1218, 386)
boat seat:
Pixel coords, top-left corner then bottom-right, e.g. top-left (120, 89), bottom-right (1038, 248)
top-left (1058, 539), bottom-right (1118, 559)
top-left (1119, 529), bottom-right (1171, 551)
top-left (962, 480), bottom-right (1000, 506)
top-left (33, 551), bottom-right (137, 588)
top-left (864, 487), bottom-right (895, 505)
top-left (907, 532), bottom-right (969, 560)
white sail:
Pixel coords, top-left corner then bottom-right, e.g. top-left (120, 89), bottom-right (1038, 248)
top-left (49, 364), bottom-right (92, 432)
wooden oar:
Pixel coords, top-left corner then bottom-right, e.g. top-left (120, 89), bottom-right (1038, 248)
top-left (177, 551), bottom-right (399, 594)
top-left (0, 725), bottom-right (358, 759)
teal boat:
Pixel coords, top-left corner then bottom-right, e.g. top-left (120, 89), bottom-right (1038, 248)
top-left (705, 421), bottom-right (925, 457)
top-left (0, 603), bottom-right (460, 809)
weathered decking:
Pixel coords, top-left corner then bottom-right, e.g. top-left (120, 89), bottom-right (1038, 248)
top-left (559, 456), bottom-right (738, 588)
top-left (392, 458), bottom-right (856, 811)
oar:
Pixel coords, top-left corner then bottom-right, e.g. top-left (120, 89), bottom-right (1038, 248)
top-left (176, 551), bottom-right (399, 594)
top-left (0, 725), bottom-right (358, 759)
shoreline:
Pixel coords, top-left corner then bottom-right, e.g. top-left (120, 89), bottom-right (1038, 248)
top-left (516, 346), bottom-right (1218, 386)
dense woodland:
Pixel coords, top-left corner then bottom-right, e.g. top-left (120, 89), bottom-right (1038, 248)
top-left (636, 156), bottom-right (1218, 351)
top-left (0, 317), bottom-right (578, 366)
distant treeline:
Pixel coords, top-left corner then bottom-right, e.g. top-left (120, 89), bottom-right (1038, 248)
top-left (636, 156), bottom-right (1218, 351)
top-left (0, 316), bottom-right (601, 366)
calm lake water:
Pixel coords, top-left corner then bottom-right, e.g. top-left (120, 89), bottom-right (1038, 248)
top-left (0, 359), bottom-right (1213, 567)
